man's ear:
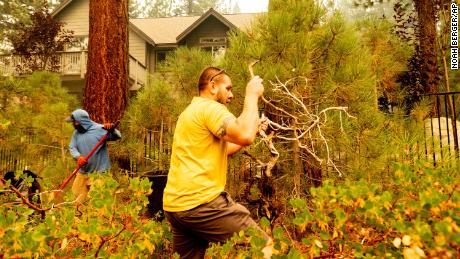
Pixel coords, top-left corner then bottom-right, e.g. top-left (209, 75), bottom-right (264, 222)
top-left (210, 82), bottom-right (217, 94)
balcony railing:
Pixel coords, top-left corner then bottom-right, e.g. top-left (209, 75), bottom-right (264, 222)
top-left (0, 51), bottom-right (147, 86)
top-left (129, 55), bottom-right (147, 88)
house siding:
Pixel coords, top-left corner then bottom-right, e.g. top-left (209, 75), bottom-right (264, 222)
top-left (55, 0), bottom-right (146, 66)
top-left (129, 30), bottom-right (147, 66)
top-left (54, 0), bottom-right (90, 36)
top-left (182, 16), bottom-right (230, 48)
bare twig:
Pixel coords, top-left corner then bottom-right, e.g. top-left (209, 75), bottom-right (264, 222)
top-left (49, 198), bottom-right (79, 210)
top-left (242, 150), bottom-right (266, 167)
top-left (0, 178), bottom-right (79, 215)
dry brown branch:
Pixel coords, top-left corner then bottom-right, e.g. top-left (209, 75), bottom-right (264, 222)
top-left (0, 178), bottom-right (50, 213)
top-left (0, 178), bottom-right (78, 215)
top-left (242, 150), bottom-right (266, 167)
top-left (262, 96), bottom-right (298, 120)
top-left (248, 61), bottom-right (280, 177)
top-left (247, 62), bottom-right (356, 177)
top-left (258, 131), bottom-right (279, 177)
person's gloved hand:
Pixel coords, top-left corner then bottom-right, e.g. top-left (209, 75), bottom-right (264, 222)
top-left (77, 156), bottom-right (87, 167)
top-left (103, 122), bottom-right (114, 130)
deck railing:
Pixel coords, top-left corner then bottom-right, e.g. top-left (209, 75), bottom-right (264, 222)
top-left (0, 51), bottom-right (146, 86)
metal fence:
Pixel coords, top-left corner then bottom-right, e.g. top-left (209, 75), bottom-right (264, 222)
top-left (116, 126), bottom-right (173, 176)
top-left (0, 147), bottom-right (29, 172)
top-left (423, 92), bottom-right (460, 165)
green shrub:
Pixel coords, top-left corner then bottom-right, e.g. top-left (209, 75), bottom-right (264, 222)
top-left (208, 160), bottom-right (459, 258)
top-left (0, 173), bottom-right (173, 257)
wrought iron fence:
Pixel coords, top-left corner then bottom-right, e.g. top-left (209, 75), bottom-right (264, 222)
top-left (422, 92), bottom-right (460, 165)
top-left (0, 147), bottom-right (29, 172)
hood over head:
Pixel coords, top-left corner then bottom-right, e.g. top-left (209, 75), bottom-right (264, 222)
top-left (67, 109), bottom-right (94, 130)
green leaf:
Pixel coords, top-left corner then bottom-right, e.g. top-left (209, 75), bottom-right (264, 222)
top-left (260, 217), bottom-right (270, 228)
top-left (289, 198), bottom-right (307, 209)
top-left (287, 248), bottom-right (302, 259)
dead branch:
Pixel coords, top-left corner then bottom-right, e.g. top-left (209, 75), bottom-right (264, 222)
top-left (259, 131), bottom-right (279, 177)
top-left (248, 61), bottom-right (280, 177)
top-left (0, 178), bottom-right (50, 213)
top-left (246, 62), bottom-right (355, 177)
top-left (0, 178), bottom-right (78, 214)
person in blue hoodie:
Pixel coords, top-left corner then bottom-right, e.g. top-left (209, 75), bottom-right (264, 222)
top-left (65, 109), bottom-right (121, 204)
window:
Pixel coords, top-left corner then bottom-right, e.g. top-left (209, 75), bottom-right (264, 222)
top-left (201, 45), bottom-right (226, 57)
top-left (199, 37), bottom-right (226, 44)
top-left (156, 51), bottom-right (172, 65)
top-left (200, 37), bottom-right (227, 58)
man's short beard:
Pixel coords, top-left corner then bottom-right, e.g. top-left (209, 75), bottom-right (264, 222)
top-left (216, 94), bottom-right (228, 105)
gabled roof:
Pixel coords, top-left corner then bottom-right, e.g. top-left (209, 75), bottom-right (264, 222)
top-left (50, 0), bottom-right (73, 16)
top-left (128, 22), bottom-right (155, 46)
top-left (51, 0), bottom-right (260, 47)
top-left (176, 8), bottom-right (236, 42)
top-left (130, 16), bottom-right (198, 46)
top-left (131, 12), bottom-right (259, 46)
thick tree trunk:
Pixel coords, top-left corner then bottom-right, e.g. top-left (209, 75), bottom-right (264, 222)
top-left (414, 0), bottom-right (439, 93)
top-left (84, 0), bottom-right (128, 123)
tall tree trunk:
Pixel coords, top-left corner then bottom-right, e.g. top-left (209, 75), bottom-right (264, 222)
top-left (414, 0), bottom-right (439, 94)
top-left (84, 0), bottom-right (128, 123)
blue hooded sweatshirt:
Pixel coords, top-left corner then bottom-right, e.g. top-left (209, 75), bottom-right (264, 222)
top-left (68, 109), bottom-right (121, 174)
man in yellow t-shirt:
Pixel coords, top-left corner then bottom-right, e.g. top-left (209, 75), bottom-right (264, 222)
top-left (163, 67), bottom-right (272, 259)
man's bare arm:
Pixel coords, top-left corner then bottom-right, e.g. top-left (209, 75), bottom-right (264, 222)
top-left (219, 96), bottom-right (260, 145)
top-left (227, 142), bottom-right (243, 156)
top-left (226, 118), bottom-right (268, 156)
top-left (216, 76), bottom-right (263, 146)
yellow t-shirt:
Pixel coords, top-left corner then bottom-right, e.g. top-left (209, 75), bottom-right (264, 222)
top-left (163, 97), bottom-right (236, 212)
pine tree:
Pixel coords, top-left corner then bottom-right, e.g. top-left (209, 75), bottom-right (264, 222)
top-left (223, 0), bottom-right (399, 188)
top-left (129, 0), bottom-right (143, 18)
top-left (0, 72), bottom-right (76, 172)
top-left (0, 0), bottom-right (48, 51)
top-left (414, 0), bottom-right (439, 93)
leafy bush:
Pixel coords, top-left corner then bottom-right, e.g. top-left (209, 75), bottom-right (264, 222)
top-left (0, 72), bottom-right (76, 181)
top-left (1, 160), bottom-right (458, 257)
top-left (115, 78), bottom-right (176, 163)
top-left (0, 173), bottom-right (173, 258)
top-left (208, 160), bottom-right (460, 258)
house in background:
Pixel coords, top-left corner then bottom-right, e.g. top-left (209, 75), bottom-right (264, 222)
top-left (0, 0), bottom-right (259, 99)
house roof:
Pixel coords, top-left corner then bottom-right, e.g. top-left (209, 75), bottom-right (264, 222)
top-left (131, 12), bottom-right (259, 45)
top-left (176, 8), bottom-right (237, 42)
top-left (51, 0), bottom-right (260, 46)
top-left (51, 0), bottom-right (73, 16)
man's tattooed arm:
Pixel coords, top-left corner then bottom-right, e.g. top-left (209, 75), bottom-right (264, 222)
top-left (216, 117), bottom-right (233, 138)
